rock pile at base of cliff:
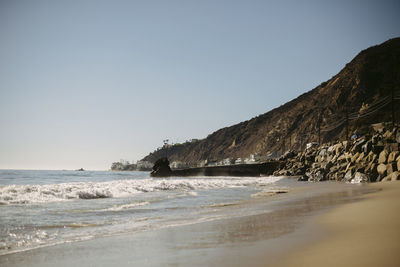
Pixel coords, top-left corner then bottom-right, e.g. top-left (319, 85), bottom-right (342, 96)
top-left (274, 124), bottom-right (400, 183)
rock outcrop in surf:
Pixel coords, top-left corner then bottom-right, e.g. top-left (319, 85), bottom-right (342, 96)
top-left (150, 158), bottom-right (172, 177)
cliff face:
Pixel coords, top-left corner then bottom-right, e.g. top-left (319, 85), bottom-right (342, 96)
top-left (143, 38), bottom-right (400, 164)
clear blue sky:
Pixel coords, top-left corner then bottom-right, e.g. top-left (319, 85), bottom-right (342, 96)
top-left (1, 0), bottom-right (399, 170)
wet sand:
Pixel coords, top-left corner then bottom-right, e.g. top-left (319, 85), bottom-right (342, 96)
top-left (275, 181), bottom-right (400, 267)
top-left (0, 181), bottom-right (378, 267)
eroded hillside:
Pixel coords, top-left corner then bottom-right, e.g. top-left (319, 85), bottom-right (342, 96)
top-left (143, 38), bottom-right (400, 164)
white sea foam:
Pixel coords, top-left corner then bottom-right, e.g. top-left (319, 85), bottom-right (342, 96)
top-left (0, 229), bottom-right (55, 253)
top-left (0, 176), bottom-right (283, 204)
top-left (102, 201), bottom-right (150, 211)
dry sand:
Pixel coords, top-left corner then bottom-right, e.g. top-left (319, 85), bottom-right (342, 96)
top-left (276, 181), bottom-right (400, 267)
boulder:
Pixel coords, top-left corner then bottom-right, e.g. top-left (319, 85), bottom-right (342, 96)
top-left (335, 143), bottom-right (344, 155)
top-left (282, 169), bottom-right (292, 176)
top-left (293, 165), bottom-right (307, 176)
top-left (378, 150), bottom-right (388, 164)
top-left (339, 162), bottom-right (348, 170)
top-left (371, 134), bottom-right (381, 144)
top-left (324, 161), bottom-right (334, 171)
top-left (372, 123), bottom-right (385, 132)
top-left (365, 162), bottom-right (374, 173)
top-left (365, 151), bottom-right (377, 163)
top-left (392, 171), bottom-right (400, 181)
top-left (377, 164), bottom-right (387, 176)
top-left (326, 154), bottom-right (333, 163)
top-left (329, 165), bottom-right (339, 173)
top-left (351, 139), bottom-right (365, 154)
top-left (343, 141), bottom-right (350, 151)
top-left (327, 145), bottom-right (336, 155)
top-left (398, 158), bottom-right (400, 173)
top-left (334, 171), bottom-right (345, 181)
top-left (282, 150), bottom-right (297, 160)
top-left (306, 168), bottom-right (326, 182)
top-left (305, 153), bottom-right (316, 163)
top-left (345, 162), bottom-right (355, 173)
top-left (383, 130), bottom-right (393, 140)
top-left (318, 149), bottom-right (327, 157)
top-left (381, 171), bottom-right (400, 182)
top-left (343, 169), bottom-right (354, 182)
top-left (351, 152), bottom-right (360, 163)
top-left (352, 172), bottom-right (368, 183)
top-left (386, 162), bottom-right (397, 174)
top-left (311, 162), bottom-right (321, 169)
top-left (325, 172), bottom-right (335, 181)
top-left (362, 141), bottom-right (372, 153)
top-left (388, 151), bottom-right (399, 163)
top-left (355, 152), bottom-right (365, 164)
top-left (331, 154), bottom-right (339, 164)
top-left (365, 163), bottom-right (378, 182)
top-left (337, 154), bottom-right (347, 163)
top-left (150, 158), bottom-right (172, 177)
top-left (385, 143), bottom-right (399, 152)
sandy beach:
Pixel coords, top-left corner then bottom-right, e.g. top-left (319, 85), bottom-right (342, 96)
top-left (276, 181), bottom-right (400, 267)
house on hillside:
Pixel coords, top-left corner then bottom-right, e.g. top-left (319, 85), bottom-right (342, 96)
top-left (170, 161), bottom-right (189, 169)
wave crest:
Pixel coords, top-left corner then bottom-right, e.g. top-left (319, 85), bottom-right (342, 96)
top-left (0, 176), bottom-right (283, 204)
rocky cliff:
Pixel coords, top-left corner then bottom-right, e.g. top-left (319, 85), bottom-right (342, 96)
top-left (143, 38), bottom-right (400, 164)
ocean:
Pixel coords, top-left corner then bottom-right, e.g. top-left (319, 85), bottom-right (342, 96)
top-left (0, 169), bottom-right (294, 256)
top-left (1, 169), bottom-right (376, 267)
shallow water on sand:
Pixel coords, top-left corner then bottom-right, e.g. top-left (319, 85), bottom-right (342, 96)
top-left (0, 172), bottom-right (375, 267)
top-left (0, 169), bottom-right (292, 255)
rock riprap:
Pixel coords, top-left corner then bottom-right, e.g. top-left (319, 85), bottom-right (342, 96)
top-left (274, 125), bottom-right (399, 183)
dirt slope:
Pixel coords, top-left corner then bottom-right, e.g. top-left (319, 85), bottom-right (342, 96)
top-left (143, 38), bottom-right (400, 164)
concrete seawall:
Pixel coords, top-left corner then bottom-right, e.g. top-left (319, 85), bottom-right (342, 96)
top-left (167, 161), bottom-right (283, 177)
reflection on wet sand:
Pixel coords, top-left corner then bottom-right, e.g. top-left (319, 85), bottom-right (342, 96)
top-left (169, 187), bottom-right (375, 252)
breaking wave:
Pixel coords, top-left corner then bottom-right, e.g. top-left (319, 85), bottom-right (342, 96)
top-left (0, 176), bottom-right (283, 205)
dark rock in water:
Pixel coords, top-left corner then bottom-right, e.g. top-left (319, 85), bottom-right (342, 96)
top-left (150, 158), bottom-right (172, 177)
top-left (76, 168), bottom-right (85, 171)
